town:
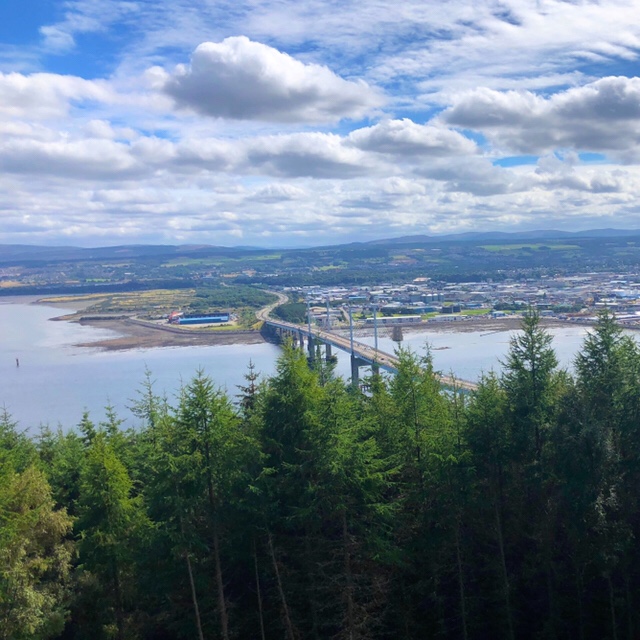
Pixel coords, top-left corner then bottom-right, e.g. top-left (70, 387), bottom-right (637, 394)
top-left (289, 270), bottom-right (640, 331)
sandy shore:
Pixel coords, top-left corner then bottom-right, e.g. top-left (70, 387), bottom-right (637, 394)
top-left (406, 316), bottom-right (580, 334)
top-left (333, 316), bottom-right (583, 339)
top-left (74, 317), bottom-right (266, 351)
top-left (71, 314), bottom-right (586, 352)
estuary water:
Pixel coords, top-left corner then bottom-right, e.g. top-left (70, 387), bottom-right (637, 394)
top-left (0, 299), bottom-right (282, 431)
top-left (0, 298), bottom-right (597, 431)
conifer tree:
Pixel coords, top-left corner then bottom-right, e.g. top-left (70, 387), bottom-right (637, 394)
top-left (77, 435), bottom-right (148, 640)
top-left (175, 370), bottom-right (256, 640)
top-left (464, 373), bottom-right (515, 640)
top-left (0, 465), bottom-right (73, 640)
top-left (501, 309), bottom-right (558, 461)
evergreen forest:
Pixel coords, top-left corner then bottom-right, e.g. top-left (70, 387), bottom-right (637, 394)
top-left (4, 310), bottom-right (640, 639)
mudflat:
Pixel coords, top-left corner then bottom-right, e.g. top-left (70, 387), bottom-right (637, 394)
top-left (74, 317), bottom-right (266, 351)
top-left (72, 314), bottom-right (584, 352)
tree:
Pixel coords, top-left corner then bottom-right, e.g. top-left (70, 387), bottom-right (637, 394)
top-left (0, 466), bottom-right (73, 640)
top-left (501, 309), bottom-right (558, 461)
top-left (175, 370), bottom-right (256, 640)
top-left (77, 435), bottom-right (148, 640)
top-left (464, 373), bottom-right (515, 640)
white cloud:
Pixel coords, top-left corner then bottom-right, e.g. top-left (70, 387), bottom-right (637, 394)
top-left (39, 26), bottom-right (76, 52)
top-left (443, 76), bottom-right (640, 157)
top-left (39, 0), bottom-right (139, 54)
top-left (242, 133), bottom-right (377, 178)
top-left (0, 138), bottom-right (143, 180)
top-left (347, 119), bottom-right (476, 156)
top-left (0, 72), bottom-right (114, 120)
top-left (5, 1), bottom-right (640, 244)
top-left (163, 37), bottom-right (383, 123)
top-left (247, 184), bottom-right (307, 202)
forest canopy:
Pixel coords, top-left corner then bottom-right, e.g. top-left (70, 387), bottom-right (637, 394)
top-left (2, 310), bottom-right (640, 639)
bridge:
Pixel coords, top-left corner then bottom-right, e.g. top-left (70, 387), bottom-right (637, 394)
top-left (258, 293), bottom-right (478, 392)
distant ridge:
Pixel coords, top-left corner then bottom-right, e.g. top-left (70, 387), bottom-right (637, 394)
top-left (364, 228), bottom-right (640, 246)
top-left (0, 243), bottom-right (268, 265)
top-left (2, 228), bottom-right (640, 264)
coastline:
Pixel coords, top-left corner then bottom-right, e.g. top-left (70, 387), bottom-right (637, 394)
top-left (72, 314), bottom-right (584, 352)
top-left (74, 317), bottom-right (266, 351)
top-left (31, 295), bottom-right (591, 352)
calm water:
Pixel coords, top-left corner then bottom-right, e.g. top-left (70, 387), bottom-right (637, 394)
top-left (0, 299), bottom-right (283, 431)
top-left (0, 298), bottom-right (600, 431)
top-left (357, 324), bottom-right (593, 381)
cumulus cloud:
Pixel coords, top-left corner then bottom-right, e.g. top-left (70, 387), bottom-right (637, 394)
top-left (347, 119), bottom-right (476, 156)
top-left (419, 157), bottom-right (535, 196)
top-left (243, 132), bottom-right (376, 178)
top-left (0, 138), bottom-right (143, 180)
top-left (443, 76), bottom-right (640, 157)
top-left (163, 36), bottom-right (383, 122)
top-left (534, 153), bottom-right (627, 193)
top-left (0, 126), bottom-right (381, 182)
top-left (0, 72), bottom-right (113, 119)
top-left (247, 183), bottom-right (307, 202)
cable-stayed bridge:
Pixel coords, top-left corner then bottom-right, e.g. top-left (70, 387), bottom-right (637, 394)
top-left (257, 297), bottom-right (477, 392)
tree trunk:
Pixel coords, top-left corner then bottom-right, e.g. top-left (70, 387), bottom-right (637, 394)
top-left (268, 529), bottom-right (297, 640)
top-left (212, 516), bottom-right (230, 640)
top-left (342, 510), bottom-right (355, 640)
top-left (546, 562), bottom-right (557, 640)
top-left (494, 499), bottom-right (515, 640)
top-left (112, 556), bottom-right (125, 640)
top-left (625, 571), bottom-right (633, 640)
top-left (185, 550), bottom-right (205, 640)
top-left (205, 448), bottom-right (229, 640)
top-left (455, 520), bottom-right (469, 640)
top-left (304, 533), bottom-right (321, 640)
top-left (179, 507), bottom-right (204, 640)
top-left (254, 539), bottom-right (266, 640)
top-left (576, 565), bottom-right (585, 640)
top-left (608, 574), bottom-right (618, 640)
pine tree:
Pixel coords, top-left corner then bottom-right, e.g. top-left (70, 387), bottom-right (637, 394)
top-left (501, 309), bottom-right (558, 461)
top-left (464, 373), bottom-right (515, 640)
top-left (77, 435), bottom-right (148, 640)
top-left (0, 466), bottom-right (73, 640)
top-left (176, 370), bottom-right (256, 640)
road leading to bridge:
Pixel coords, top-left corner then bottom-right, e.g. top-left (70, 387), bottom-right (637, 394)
top-left (258, 294), bottom-right (478, 392)
top-left (256, 290), bottom-right (289, 322)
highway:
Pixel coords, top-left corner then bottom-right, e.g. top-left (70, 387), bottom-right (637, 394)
top-left (257, 294), bottom-right (477, 392)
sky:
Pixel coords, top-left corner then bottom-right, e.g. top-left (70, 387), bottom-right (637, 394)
top-left (2, 0), bottom-right (640, 247)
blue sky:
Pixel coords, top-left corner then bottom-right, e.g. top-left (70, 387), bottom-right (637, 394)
top-left (1, 0), bottom-right (640, 247)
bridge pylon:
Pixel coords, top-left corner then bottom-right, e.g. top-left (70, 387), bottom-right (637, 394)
top-left (350, 354), bottom-right (368, 388)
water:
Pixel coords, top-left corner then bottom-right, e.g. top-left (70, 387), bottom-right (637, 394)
top-left (0, 299), bottom-right (282, 431)
top-left (356, 325), bottom-right (592, 381)
top-left (0, 298), bottom-right (600, 431)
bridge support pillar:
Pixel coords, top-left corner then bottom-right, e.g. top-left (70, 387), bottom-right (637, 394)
top-left (371, 363), bottom-right (380, 376)
top-left (307, 335), bottom-right (315, 360)
top-left (298, 331), bottom-right (305, 352)
top-left (325, 343), bottom-right (332, 360)
top-left (350, 355), bottom-right (368, 388)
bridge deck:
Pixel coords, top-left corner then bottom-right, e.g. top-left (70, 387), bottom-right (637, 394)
top-left (265, 318), bottom-right (478, 392)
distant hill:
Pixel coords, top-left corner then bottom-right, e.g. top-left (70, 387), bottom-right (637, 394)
top-left (0, 243), bottom-right (268, 265)
top-left (3, 228), bottom-right (640, 266)
top-left (364, 228), bottom-right (640, 246)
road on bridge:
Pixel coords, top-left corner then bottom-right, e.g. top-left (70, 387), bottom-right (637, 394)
top-left (257, 292), bottom-right (478, 392)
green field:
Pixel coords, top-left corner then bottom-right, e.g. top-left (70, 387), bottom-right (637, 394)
top-left (461, 309), bottom-right (491, 316)
top-left (481, 243), bottom-right (580, 252)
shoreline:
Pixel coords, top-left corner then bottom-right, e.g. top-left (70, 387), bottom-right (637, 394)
top-left (74, 317), bottom-right (266, 351)
top-left (71, 314), bottom-right (586, 352)
top-left (33, 297), bottom-right (267, 351)
top-left (31, 295), bottom-right (595, 352)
